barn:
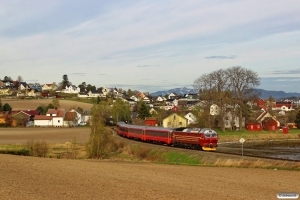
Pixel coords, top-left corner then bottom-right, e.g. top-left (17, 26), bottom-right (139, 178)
top-left (262, 117), bottom-right (279, 131)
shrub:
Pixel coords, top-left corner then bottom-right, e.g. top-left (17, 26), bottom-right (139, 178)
top-left (0, 149), bottom-right (30, 156)
top-left (27, 139), bottom-right (48, 157)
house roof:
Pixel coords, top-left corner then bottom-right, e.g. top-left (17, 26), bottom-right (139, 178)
top-left (90, 90), bottom-right (102, 94)
top-left (11, 110), bottom-right (40, 116)
top-left (47, 109), bottom-right (58, 114)
top-left (64, 112), bottom-right (77, 121)
top-left (34, 115), bottom-right (53, 120)
top-left (256, 110), bottom-right (270, 121)
top-left (47, 109), bottom-right (65, 117)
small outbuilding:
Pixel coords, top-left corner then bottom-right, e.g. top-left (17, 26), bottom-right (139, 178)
top-left (246, 123), bottom-right (262, 131)
top-left (145, 117), bottom-right (157, 126)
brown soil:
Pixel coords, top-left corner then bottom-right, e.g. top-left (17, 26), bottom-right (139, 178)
top-left (0, 154), bottom-right (299, 200)
top-left (0, 127), bottom-right (90, 145)
top-left (2, 98), bottom-right (93, 110)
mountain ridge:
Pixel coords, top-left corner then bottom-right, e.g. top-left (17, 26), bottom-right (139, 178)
top-left (150, 88), bottom-right (300, 99)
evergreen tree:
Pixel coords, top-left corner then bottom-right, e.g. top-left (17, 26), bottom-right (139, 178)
top-left (294, 110), bottom-right (300, 129)
top-left (36, 106), bottom-right (46, 115)
top-left (47, 103), bottom-right (54, 110)
top-left (60, 74), bottom-right (70, 90)
top-left (137, 102), bottom-right (150, 119)
top-left (2, 103), bottom-right (12, 112)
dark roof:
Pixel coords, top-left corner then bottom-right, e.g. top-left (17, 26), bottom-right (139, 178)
top-left (11, 110), bottom-right (40, 116)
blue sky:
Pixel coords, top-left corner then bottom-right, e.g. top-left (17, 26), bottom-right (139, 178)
top-left (1, 0), bottom-right (300, 93)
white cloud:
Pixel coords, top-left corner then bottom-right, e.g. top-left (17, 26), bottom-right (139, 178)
top-left (1, 0), bottom-right (300, 92)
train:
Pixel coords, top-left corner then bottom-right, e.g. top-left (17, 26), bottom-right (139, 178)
top-left (116, 122), bottom-right (218, 151)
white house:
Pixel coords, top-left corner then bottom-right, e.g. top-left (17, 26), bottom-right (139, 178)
top-left (41, 83), bottom-right (58, 91)
top-left (156, 96), bottom-right (164, 102)
top-left (130, 95), bottom-right (138, 102)
top-left (60, 85), bottom-right (80, 94)
top-left (77, 92), bottom-right (89, 98)
top-left (123, 98), bottom-right (136, 106)
top-left (166, 99), bottom-right (178, 106)
top-left (224, 111), bottom-right (244, 129)
top-left (34, 109), bottom-right (65, 127)
top-left (143, 96), bottom-right (151, 104)
top-left (168, 93), bottom-right (178, 100)
top-left (82, 109), bottom-right (92, 124)
top-left (19, 82), bottom-right (28, 91)
top-left (210, 104), bottom-right (220, 115)
top-left (184, 112), bottom-right (198, 125)
top-left (101, 87), bottom-right (110, 96)
top-left (113, 88), bottom-right (119, 95)
top-left (34, 115), bottom-right (54, 126)
top-left (88, 90), bottom-right (105, 98)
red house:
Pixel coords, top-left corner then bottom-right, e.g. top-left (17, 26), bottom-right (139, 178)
top-left (246, 123), bottom-right (262, 131)
top-left (262, 117), bottom-right (279, 131)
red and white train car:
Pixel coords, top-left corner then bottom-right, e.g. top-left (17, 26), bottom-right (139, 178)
top-left (172, 128), bottom-right (218, 150)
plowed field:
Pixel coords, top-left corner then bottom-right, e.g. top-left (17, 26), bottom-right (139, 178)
top-left (2, 98), bottom-right (93, 110)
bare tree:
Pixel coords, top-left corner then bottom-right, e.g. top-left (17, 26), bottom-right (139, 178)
top-left (16, 75), bottom-right (24, 91)
top-left (87, 102), bottom-right (111, 158)
top-left (193, 70), bottom-right (230, 130)
top-left (226, 66), bottom-right (260, 130)
top-left (52, 99), bottom-right (60, 109)
top-left (193, 73), bottom-right (215, 128)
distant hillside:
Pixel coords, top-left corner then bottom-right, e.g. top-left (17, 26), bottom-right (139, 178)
top-left (150, 87), bottom-right (197, 96)
top-left (256, 89), bottom-right (300, 99)
top-left (151, 88), bottom-right (300, 100)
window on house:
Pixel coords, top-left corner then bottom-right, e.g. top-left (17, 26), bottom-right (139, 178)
top-left (58, 120), bottom-right (60, 123)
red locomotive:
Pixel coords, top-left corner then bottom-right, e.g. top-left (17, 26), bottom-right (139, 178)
top-left (116, 122), bottom-right (218, 151)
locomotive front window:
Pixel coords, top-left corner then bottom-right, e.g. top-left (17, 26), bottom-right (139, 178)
top-left (211, 133), bottom-right (217, 138)
top-left (204, 133), bottom-right (211, 138)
